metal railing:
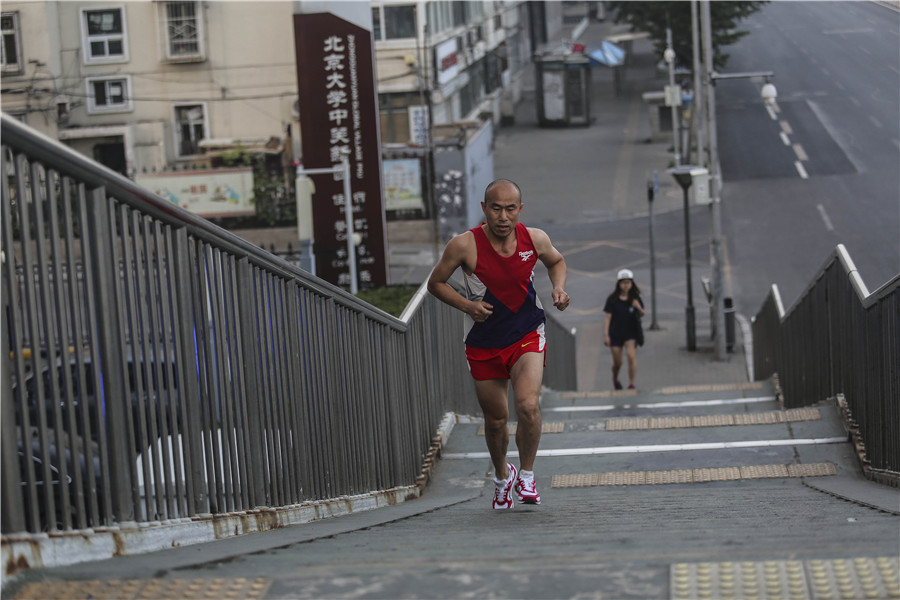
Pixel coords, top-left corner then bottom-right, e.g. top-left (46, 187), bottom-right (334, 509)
top-left (1, 113), bottom-right (577, 536)
top-left (752, 244), bottom-right (899, 484)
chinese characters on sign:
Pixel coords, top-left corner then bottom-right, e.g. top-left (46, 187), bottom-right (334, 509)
top-left (135, 168), bottom-right (255, 218)
top-left (294, 12), bottom-right (387, 288)
top-left (383, 158), bottom-right (424, 211)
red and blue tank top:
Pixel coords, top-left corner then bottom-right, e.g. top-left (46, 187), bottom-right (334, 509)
top-left (463, 223), bottom-right (546, 348)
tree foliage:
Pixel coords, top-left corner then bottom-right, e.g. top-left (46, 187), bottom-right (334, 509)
top-left (607, 1), bottom-right (768, 70)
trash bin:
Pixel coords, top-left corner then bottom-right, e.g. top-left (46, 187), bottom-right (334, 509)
top-left (534, 46), bottom-right (591, 127)
top-left (724, 297), bottom-right (736, 352)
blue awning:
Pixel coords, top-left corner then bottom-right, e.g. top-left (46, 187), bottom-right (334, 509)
top-left (588, 40), bottom-right (626, 67)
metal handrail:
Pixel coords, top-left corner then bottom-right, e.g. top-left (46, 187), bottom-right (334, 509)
top-left (1, 112), bottom-right (577, 550)
top-left (752, 243), bottom-right (899, 485)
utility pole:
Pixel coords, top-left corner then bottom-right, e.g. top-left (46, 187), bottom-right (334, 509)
top-left (691, 0), bottom-right (705, 169)
top-left (664, 27), bottom-right (681, 167)
top-left (701, 0), bottom-right (727, 361)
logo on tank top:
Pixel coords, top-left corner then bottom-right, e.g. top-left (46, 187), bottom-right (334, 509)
top-left (518, 250), bottom-right (534, 262)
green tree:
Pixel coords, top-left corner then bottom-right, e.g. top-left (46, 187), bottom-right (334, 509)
top-left (607, 1), bottom-right (768, 69)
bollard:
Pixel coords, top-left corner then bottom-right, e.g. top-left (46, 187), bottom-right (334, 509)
top-left (724, 297), bottom-right (735, 352)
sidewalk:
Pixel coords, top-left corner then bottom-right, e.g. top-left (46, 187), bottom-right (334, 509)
top-left (389, 17), bottom-right (751, 393)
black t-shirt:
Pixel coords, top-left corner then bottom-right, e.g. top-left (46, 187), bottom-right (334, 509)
top-left (603, 295), bottom-right (644, 341)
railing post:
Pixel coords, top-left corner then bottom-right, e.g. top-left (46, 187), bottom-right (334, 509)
top-left (87, 187), bottom-right (134, 523)
top-left (236, 258), bottom-right (267, 507)
top-left (171, 228), bottom-right (207, 515)
top-left (1, 278), bottom-right (25, 532)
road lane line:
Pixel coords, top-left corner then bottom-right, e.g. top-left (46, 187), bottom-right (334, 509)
top-left (793, 143), bottom-right (808, 161)
top-left (850, 96), bottom-right (862, 108)
top-left (442, 437), bottom-right (848, 460)
top-left (765, 103), bottom-right (778, 120)
top-left (779, 120), bottom-right (793, 135)
top-left (795, 161), bottom-right (809, 179)
top-left (870, 115), bottom-right (883, 129)
top-left (817, 204), bottom-right (835, 231)
top-left (780, 132), bottom-right (791, 146)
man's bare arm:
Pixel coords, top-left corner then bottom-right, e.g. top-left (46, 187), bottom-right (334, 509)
top-left (426, 233), bottom-right (494, 322)
top-left (530, 227), bottom-right (570, 311)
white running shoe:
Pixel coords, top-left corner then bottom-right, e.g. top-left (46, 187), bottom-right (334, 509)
top-left (492, 463), bottom-right (517, 510)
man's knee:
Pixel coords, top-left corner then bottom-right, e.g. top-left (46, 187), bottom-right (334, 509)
top-left (483, 413), bottom-right (508, 432)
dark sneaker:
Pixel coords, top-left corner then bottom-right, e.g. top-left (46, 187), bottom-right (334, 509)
top-left (515, 472), bottom-right (542, 505)
top-left (492, 463), bottom-right (517, 510)
top-left (614, 378), bottom-right (623, 390)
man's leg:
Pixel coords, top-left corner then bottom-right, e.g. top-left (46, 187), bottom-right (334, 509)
top-left (509, 352), bottom-right (544, 472)
top-left (474, 378), bottom-right (512, 479)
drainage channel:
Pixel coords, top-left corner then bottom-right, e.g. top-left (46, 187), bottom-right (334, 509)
top-left (551, 462), bottom-right (837, 488)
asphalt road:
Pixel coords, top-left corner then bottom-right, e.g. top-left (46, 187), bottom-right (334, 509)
top-left (715, 1), bottom-right (900, 313)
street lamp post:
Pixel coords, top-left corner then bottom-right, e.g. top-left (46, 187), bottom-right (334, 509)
top-left (668, 165), bottom-right (706, 352)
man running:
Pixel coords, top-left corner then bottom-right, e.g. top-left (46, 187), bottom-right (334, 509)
top-left (427, 179), bottom-right (570, 509)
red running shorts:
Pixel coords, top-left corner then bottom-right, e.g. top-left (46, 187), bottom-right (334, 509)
top-left (465, 325), bottom-right (546, 381)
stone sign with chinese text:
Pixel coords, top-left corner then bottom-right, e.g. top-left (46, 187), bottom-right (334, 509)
top-left (293, 11), bottom-right (387, 288)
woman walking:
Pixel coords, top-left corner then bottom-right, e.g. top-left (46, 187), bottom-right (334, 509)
top-left (603, 269), bottom-right (645, 390)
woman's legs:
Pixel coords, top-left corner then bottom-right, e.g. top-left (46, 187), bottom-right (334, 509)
top-left (610, 345), bottom-right (624, 388)
top-left (624, 340), bottom-right (638, 387)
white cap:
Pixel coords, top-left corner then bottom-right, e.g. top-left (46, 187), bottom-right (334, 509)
top-left (617, 269), bottom-right (634, 281)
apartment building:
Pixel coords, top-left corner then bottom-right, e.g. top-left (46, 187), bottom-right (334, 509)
top-left (2, 1), bottom-right (562, 225)
top-left (2, 2), bottom-right (298, 177)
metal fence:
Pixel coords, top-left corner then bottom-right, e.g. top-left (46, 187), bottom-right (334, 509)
top-left (1, 114), bottom-right (577, 535)
top-left (752, 244), bottom-right (899, 484)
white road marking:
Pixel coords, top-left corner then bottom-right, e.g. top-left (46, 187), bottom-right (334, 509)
top-left (795, 161), bottom-right (809, 179)
top-left (817, 204), bottom-right (835, 231)
top-left (850, 96), bottom-right (862, 108)
top-left (443, 437), bottom-right (849, 460)
top-left (765, 103), bottom-right (779, 120)
top-left (779, 121), bottom-right (793, 135)
top-left (793, 143), bottom-right (808, 161)
top-left (545, 396), bottom-right (777, 413)
top-left (780, 132), bottom-right (791, 146)
top-left (823, 28), bottom-right (874, 35)
top-left (870, 115), bottom-right (883, 129)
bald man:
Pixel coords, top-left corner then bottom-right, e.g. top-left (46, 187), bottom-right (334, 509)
top-left (427, 179), bottom-right (569, 509)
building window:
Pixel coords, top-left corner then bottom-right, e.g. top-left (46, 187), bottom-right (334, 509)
top-left (163, 1), bottom-right (204, 61)
top-left (174, 104), bottom-right (207, 157)
top-left (81, 6), bottom-right (129, 64)
top-left (86, 76), bottom-right (133, 113)
top-left (378, 92), bottom-right (421, 144)
top-left (372, 4), bottom-right (416, 41)
top-left (1, 12), bottom-right (22, 74)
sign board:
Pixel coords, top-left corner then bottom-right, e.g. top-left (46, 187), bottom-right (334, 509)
top-left (383, 158), bottom-right (423, 211)
top-left (136, 168), bottom-right (255, 218)
top-left (293, 11), bottom-right (387, 288)
top-left (408, 105), bottom-right (429, 147)
top-left (435, 37), bottom-right (459, 86)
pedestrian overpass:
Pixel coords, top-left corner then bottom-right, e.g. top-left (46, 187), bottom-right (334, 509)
top-left (1, 113), bottom-right (896, 575)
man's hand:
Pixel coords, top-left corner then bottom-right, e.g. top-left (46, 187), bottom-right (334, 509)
top-left (468, 300), bottom-right (494, 322)
top-left (552, 289), bottom-right (570, 311)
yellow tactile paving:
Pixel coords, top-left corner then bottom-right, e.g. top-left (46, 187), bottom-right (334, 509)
top-left (659, 382), bottom-right (767, 394)
top-left (477, 422), bottom-right (565, 435)
top-left (606, 408), bottom-right (820, 431)
top-left (670, 557), bottom-right (900, 600)
top-left (557, 389), bottom-right (638, 399)
top-left (14, 577), bottom-right (272, 600)
top-left (551, 463), bottom-right (837, 488)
